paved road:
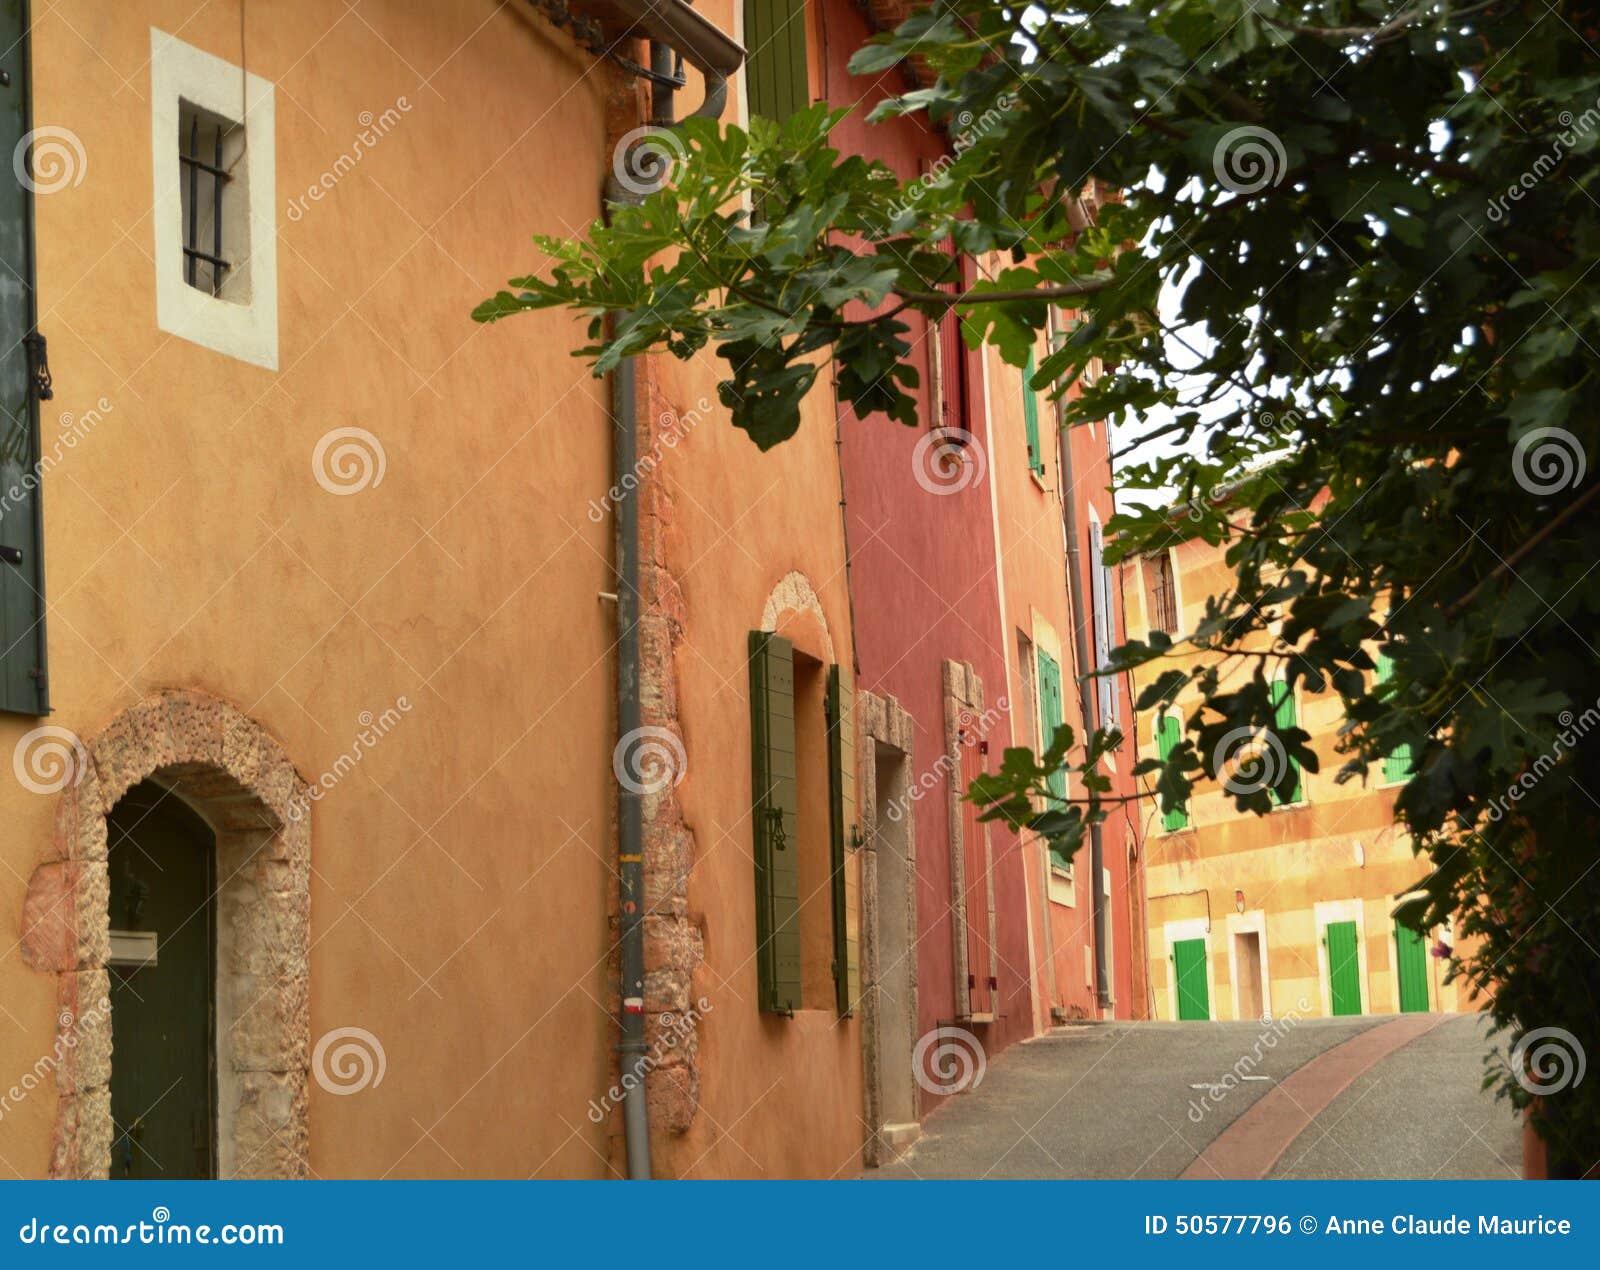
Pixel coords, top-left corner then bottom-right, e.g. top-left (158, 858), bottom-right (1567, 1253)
top-left (870, 1013), bottom-right (1519, 1179)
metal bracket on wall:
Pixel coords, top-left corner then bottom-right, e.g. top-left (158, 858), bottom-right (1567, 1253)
top-left (23, 330), bottom-right (51, 401)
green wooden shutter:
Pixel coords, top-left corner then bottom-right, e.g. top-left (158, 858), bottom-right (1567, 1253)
top-left (744, 0), bottom-right (810, 122)
top-left (1394, 920), bottom-right (1430, 1013)
top-left (1022, 351), bottom-right (1043, 475)
top-left (1172, 938), bottom-right (1209, 1020)
top-left (0, 5), bottom-right (50, 717)
top-left (1324, 920), bottom-right (1362, 1015)
top-left (1156, 712), bottom-right (1189, 831)
top-left (1376, 652), bottom-right (1413, 784)
top-left (749, 631), bottom-right (801, 1013)
top-left (1268, 680), bottom-right (1302, 805)
top-left (826, 664), bottom-right (860, 1016)
top-left (1035, 650), bottom-right (1071, 870)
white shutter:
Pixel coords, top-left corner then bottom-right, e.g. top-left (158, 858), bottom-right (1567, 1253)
top-left (1088, 517), bottom-right (1118, 728)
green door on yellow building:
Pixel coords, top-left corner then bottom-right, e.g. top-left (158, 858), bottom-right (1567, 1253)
top-left (1172, 938), bottom-right (1210, 1020)
top-left (1324, 920), bottom-right (1363, 1016)
top-left (1394, 921), bottom-right (1431, 1013)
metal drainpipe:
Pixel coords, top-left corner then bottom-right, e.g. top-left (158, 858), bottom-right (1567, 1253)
top-left (605, 21), bottom-right (739, 1181)
top-left (1057, 424), bottom-right (1112, 1014)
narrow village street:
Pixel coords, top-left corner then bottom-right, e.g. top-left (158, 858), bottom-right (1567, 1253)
top-left (872, 1015), bottom-right (1520, 1180)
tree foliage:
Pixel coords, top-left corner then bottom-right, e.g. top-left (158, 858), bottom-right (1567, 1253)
top-left (477, 1), bottom-right (1600, 1171)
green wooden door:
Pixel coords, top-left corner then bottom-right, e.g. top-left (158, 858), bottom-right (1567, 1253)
top-left (1394, 921), bottom-right (1430, 1013)
top-left (0, 0), bottom-right (50, 716)
top-left (1172, 937), bottom-right (1210, 1020)
top-left (1324, 920), bottom-right (1362, 1016)
top-left (108, 783), bottom-right (216, 1179)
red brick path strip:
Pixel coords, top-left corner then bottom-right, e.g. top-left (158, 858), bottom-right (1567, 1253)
top-left (1181, 1014), bottom-right (1452, 1180)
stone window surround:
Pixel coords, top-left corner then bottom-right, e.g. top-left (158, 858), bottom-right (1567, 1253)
top-left (20, 689), bottom-right (311, 1179)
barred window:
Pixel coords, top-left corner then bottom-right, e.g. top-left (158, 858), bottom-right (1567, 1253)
top-left (1143, 551), bottom-right (1179, 635)
top-left (178, 103), bottom-right (245, 299)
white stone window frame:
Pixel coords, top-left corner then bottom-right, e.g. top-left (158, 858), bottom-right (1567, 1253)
top-left (150, 28), bottom-right (277, 370)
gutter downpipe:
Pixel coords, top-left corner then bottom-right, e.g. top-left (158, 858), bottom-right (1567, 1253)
top-left (595, 1), bottom-right (742, 1181)
top-left (1058, 424), bottom-right (1112, 1015)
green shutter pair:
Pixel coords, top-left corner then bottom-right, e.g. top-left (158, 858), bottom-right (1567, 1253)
top-left (1268, 680), bottom-right (1302, 805)
top-left (1156, 712), bottom-right (1189, 831)
top-left (0, 6), bottom-right (50, 717)
top-left (748, 632), bottom-right (859, 1016)
top-left (744, 0), bottom-right (810, 123)
top-left (1376, 652), bottom-right (1414, 783)
top-left (1022, 352), bottom-right (1044, 476)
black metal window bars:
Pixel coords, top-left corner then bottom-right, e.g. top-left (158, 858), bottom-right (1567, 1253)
top-left (180, 111), bottom-right (234, 296)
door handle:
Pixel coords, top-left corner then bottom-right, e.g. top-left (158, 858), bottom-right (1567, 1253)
top-left (0, 546), bottom-right (21, 566)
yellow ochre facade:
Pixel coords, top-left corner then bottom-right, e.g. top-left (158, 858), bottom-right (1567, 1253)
top-left (1126, 531), bottom-right (1471, 1023)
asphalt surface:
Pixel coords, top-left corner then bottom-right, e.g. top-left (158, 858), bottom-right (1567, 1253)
top-left (869, 1013), bottom-right (1519, 1179)
top-left (1270, 1013), bottom-right (1519, 1178)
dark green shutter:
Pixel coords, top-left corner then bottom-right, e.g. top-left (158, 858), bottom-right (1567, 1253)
top-left (1394, 920), bottom-right (1430, 1013)
top-left (826, 664), bottom-right (859, 1015)
top-left (749, 631), bottom-right (801, 1013)
top-left (1156, 712), bottom-right (1189, 831)
top-left (1022, 351), bottom-right (1043, 475)
top-left (744, 0), bottom-right (810, 122)
top-left (1172, 938), bottom-right (1209, 1020)
top-left (0, 4), bottom-right (49, 717)
top-left (1324, 920), bottom-right (1362, 1015)
top-left (1035, 649), bottom-right (1071, 870)
top-left (1268, 680), bottom-right (1301, 805)
top-left (1376, 652), bottom-right (1413, 784)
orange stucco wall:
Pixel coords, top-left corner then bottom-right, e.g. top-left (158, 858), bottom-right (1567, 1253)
top-left (2, 1), bottom-right (619, 1178)
top-left (585, 0), bottom-right (867, 1179)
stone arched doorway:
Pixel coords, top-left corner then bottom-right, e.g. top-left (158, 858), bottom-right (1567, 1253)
top-left (20, 690), bottom-right (312, 1179)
